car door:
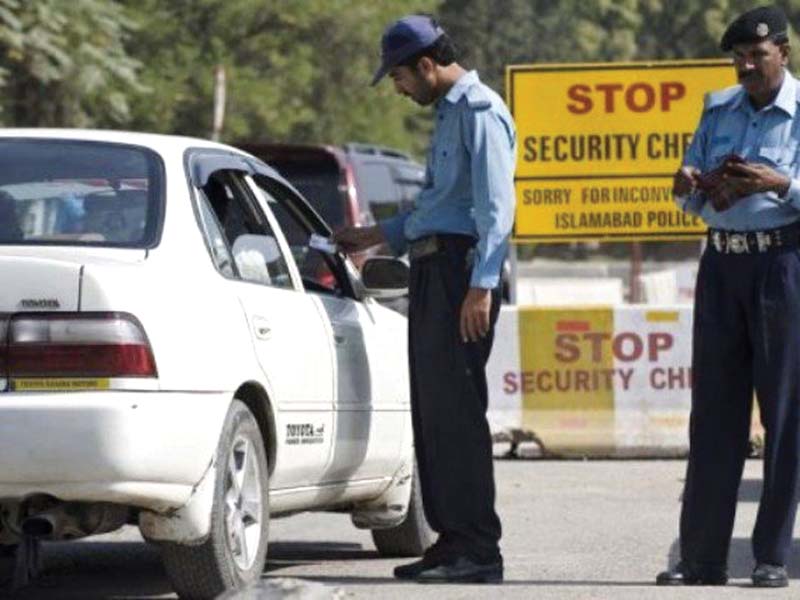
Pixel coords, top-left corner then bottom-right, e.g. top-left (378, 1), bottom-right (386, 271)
top-left (249, 173), bottom-right (409, 484)
top-left (190, 165), bottom-right (335, 490)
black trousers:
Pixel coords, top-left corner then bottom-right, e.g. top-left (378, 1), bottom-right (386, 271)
top-left (408, 234), bottom-right (502, 564)
top-left (680, 243), bottom-right (800, 567)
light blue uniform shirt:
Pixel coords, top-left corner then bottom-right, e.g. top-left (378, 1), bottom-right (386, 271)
top-left (380, 70), bottom-right (516, 289)
top-left (679, 70), bottom-right (800, 230)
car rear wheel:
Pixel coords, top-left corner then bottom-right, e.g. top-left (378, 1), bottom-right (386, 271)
top-left (371, 462), bottom-right (434, 557)
top-left (161, 400), bottom-right (269, 600)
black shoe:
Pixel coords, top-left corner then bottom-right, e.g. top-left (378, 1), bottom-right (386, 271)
top-left (415, 556), bottom-right (503, 584)
top-left (394, 554), bottom-right (442, 580)
top-left (393, 539), bottom-right (453, 580)
top-left (752, 563), bottom-right (788, 588)
top-left (656, 561), bottom-right (727, 586)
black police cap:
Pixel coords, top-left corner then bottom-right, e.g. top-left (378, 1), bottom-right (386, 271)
top-left (720, 5), bottom-right (789, 51)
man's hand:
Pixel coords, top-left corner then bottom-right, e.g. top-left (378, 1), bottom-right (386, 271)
top-left (460, 287), bottom-right (492, 343)
top-left (722, 161), bottom-right (791, 199)
top-left (673, 166), bottom-right (701, 196)
top-left (705, 162), bottom-right (790, 212)
top-left (332, 225), bottom-right (385, 254)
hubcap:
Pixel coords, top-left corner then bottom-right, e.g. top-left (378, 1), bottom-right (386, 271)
top-left (223, 435), bottom-right (263, 571)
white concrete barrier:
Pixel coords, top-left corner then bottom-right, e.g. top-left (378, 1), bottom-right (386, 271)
top-left (515, 278), bottom-right (624, 306)
top-left (488, 304), bottom-right (760, 456)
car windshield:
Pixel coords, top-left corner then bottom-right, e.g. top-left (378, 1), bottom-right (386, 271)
top-left (0, 139), bottom-right (163, 247)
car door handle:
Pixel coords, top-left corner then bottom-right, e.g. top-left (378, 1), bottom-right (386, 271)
top-left (253, 317), bottom-right (272, 340)
top-left (333, 334), bottom-right (346, 346)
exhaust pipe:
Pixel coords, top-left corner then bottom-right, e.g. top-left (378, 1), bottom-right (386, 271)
top-left (20, 502), bottom-right (128, 541)
top-left (20, 515), bottom-right (56, 538)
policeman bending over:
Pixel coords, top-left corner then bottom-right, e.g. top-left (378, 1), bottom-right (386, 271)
top-left (335, 14), bottom-right (515, 584)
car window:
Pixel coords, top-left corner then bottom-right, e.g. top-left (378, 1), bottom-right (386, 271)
top-left (198, 170), bottom-right (293, 290)
top-left (267, 158), bottom-right (344, 226)
top-left (196, 193), bottom-right (235, 278)
top-left (0, 140), bottom-right (162, 247)
top-left (252, 178), bottom-right (350, 298)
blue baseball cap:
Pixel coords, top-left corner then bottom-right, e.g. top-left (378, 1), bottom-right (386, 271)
top-left (371, 15), bottom-right (445, 86)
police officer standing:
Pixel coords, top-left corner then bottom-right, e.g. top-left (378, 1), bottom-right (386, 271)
top-left (658, 6), bottom-right (800, 588)
top-left (334, 15), bottom-right (515, 584)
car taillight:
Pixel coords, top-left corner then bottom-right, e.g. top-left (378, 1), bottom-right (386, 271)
top-left (343, 163), bottom-right (361, 226)
top-left (6, 312), bottom-right (157, 378)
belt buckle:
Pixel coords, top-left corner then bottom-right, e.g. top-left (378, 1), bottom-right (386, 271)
top-left (728, 233), bottom-right (749, 254)
top-left (410, 236), bottom-right (438, 260)
top-left (711, 231), bottom-right (725, 253)
top-left (755, 231), bottom-right (772, 252)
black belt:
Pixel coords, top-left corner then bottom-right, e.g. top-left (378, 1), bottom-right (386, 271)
top-left (408, 234), bottom-right (475, 261)
top-left (708, 223), bottom-right (800, 254)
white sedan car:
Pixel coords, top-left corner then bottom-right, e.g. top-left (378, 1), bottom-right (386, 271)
top-left (0, 130), bottom-right (430, 598)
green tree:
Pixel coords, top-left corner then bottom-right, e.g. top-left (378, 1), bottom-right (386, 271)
top-left (438, 0), bottom-right (643, 94)
top-left (122, 0), bottom-right (436, 154)
top-left (438, 0), bottom-right (800, 97)
top-left (0, 0), bottom-right (20, 91)
top-left (0, 0), bottom-right (143, 127)
top-left (635, 0), bottom-right (800, 66)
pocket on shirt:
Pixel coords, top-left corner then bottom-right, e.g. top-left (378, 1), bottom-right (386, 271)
top-left (758, 143), bottom-right (798, 172)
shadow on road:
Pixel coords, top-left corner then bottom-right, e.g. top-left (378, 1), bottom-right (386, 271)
top-left (0, 539), bottom-right (383, 598)
top-left (665, 536), bottom-right (800, 581)
top-left (0, 541), bottom-right (173, 599)
top-left (664, 476), bottom-right (800, 581)
top-left (265, 540), bottom-right (379, 575)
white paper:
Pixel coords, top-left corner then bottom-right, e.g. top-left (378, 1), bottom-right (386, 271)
top-left (309, 233), bottom-right (337, 254)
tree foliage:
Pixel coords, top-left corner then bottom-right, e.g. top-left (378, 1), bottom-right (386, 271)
top-left (119, 0), bottom-right (436, 152)
top-left (0, 0), bottom-right (142, 127)
top-left (439, 0), bottom-right (800, 97)
top-left (4, 1), bottom-right (800, 152)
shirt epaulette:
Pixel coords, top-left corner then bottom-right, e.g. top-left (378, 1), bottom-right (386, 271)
top-left (464, 85), bottom-right (492, 110)
top-left (704, 85), bottom-right (743, 111)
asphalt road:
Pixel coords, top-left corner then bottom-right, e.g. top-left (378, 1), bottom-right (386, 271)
top-left (1, 459), bottom-right (797, 599)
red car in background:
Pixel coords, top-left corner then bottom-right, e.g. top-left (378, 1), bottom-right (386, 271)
top-left (237, 142), bottom-right (425, 234)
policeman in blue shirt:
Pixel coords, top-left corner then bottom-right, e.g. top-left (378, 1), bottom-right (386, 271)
top-left (658, 6), bottom-right (800, 589)
top-left (335, 14), bottom-right (515, 584)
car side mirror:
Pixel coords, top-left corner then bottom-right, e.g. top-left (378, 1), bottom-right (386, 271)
top-left (362, 257), bottom-right (409, 299)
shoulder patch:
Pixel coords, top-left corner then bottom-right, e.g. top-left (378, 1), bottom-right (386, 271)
top-left (704, 84), bottom-right (743, 110)
top-left (465, 85), bottom-right (492, 110)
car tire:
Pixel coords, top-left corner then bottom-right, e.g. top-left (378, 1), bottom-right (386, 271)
top-left (161, 400), bottom-right (269, 600)
top-left (371, 462), bottom-right (434, 557)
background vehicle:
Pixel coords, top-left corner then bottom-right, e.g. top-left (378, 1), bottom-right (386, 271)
top-left (0, 130), bottom-right (431, 599)
top-left (236, 142), bottom-right (426, 232)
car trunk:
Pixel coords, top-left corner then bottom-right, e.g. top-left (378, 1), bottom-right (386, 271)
top-left (0, 248), bottom-right (146, 313)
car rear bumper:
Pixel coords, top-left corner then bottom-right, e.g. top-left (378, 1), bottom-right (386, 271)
top-left (0, 391), bottom-right (230, 510)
